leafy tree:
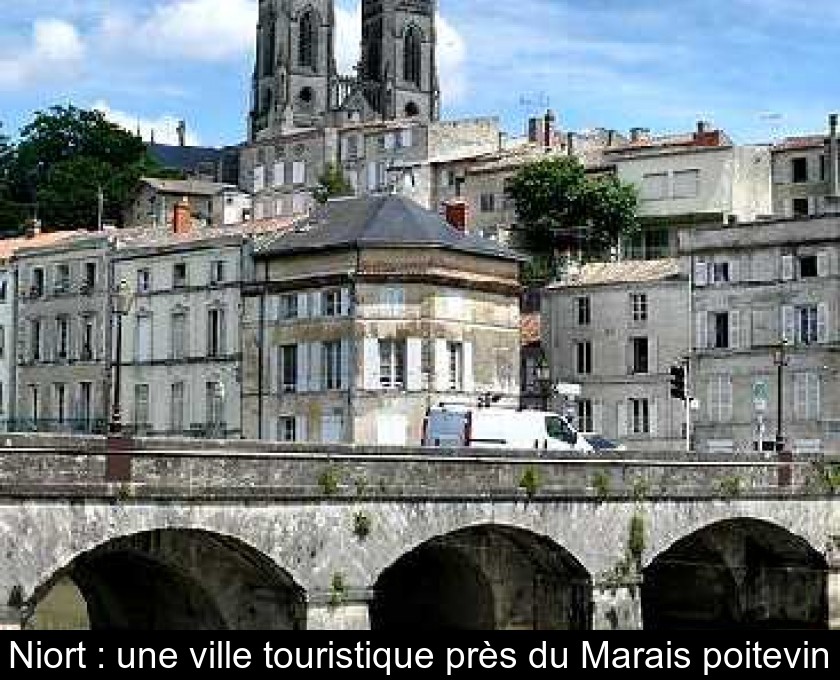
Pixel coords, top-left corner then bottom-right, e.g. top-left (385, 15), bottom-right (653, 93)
top-left (313, 162), bottom-right (354, 204)
top-left (0, 123), bottom-right (27, 233)
top-left (7, 105), bottom-right (170, 230)
top-left (506, 156), bottom-right (640, 281)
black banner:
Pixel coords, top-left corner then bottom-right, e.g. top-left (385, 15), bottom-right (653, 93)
top-left (0, 631), bottom-right (837, 677)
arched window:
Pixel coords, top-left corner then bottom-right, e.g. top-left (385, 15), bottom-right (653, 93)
top-left (263, 18), bottom-right (276, 77)
top-left (299, 11), bottom-right (317, 69)
top-left (403, 27), bottom-right (422, 87)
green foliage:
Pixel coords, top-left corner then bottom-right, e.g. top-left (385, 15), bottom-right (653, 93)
top-left (601, 512), bottom-right (646, 594)
top-left (506, 156), bottom-right (640, 281)
top-left (719, 475), bottom-right (742, 498)
top-left (318, 467), bottom-right (340, 496)
top-left (592, 470), bottom-right (611, 500)
top-left (0, 122), bottom-right (27, 233)
top-left (628, 512), bottom-right (645, 563)
top-left (519, 466), bottom-right (540, 499)
top-left (815, 463), bottom-right (840, 494)
top-left (354, 477), bottom-right (368, 497)
top-left (314, 162), bottom-right (354, 204)
top-left (353, 511), bottom-right (371, 540)
top-left (329, 572), bottom-right (346, 608)
top-left (632, 476), bottom-right (649, 501)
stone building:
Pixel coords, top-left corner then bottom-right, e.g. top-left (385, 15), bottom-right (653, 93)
top-left (681, 216), bottom-right (840, 455)
top-left (771, 113), bottom-right (840, 218)
top-left (241, 194), bottom-right (523, 445)
top-left (542, 259), bottom-right (690, 450)
top-left (13, 231), bottom-right (112, 433)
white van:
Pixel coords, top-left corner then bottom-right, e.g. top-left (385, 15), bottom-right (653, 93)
top-left (421, 405), bottom-right (594, 453)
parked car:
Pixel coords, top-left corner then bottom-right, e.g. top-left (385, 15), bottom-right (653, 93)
top-left (421, 404), bottom-right (594, 453)
top-left (581, 433), bottom-right (627, 452)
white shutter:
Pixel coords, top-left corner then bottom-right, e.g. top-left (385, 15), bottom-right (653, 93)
top-left (729, 310), bottom-right (740, 350)
top-left (340, 339), bottom-right (350, 390)
top-left (817, 303), bottom-right (829, 343)
top-left (253, 165), bottom-right (265, 192)
top-left (722, 377), bottom-right (733, 422)
top-left (695, 312), bottom-right (708, 350)
top-left (742, 308), bottom-right (752, 348)
top-left (137, 316), bottom-right (152, 362)
top-left (273, 162), bottom-right (284, 188)
top-left (462, 341), bottom-right (474, 394)
top-left (707, 380), bottom-right (717, 421)
top-left (295, 415), bottom-right (308, 443)
top-left (384, 133), bottom-right (396, 150)
top-left (694, 261), bottom-right (708, 287)
top-left (729, 259), bottom-right (740, 284)
top-left (292, 161), bottom-right (306, 185)
top-left (270, 345), bottom-right (279, 395)
top-left (434, 339), bottom-right (449, 391)
top-left (592, 399), bottom-right (604, 434)
top-left (740, 255), bottom-right (751, 282)
top-left (810, 374), bottom-right (821, 420)
top-left (649, 399), bottom-right (659, 437)
top-left (794, 374), bottom-right (807, 420)
top-left (363, 338), bottom-right (380, 390)
top-left (781, 255), bottom-right (795, 281)
top-left (648, 337), bottom-right (658, 374)
top-left (781, 305), bottom-right (795, 343)
top-left (617, 401), bottom-right (628, 437)
top-left (406, 338), bottom-right (422, 391)
top-left (297, 293), bottom-right (309, 319)
top-left (309, 341), bottom-right (323, 392)
top-left (400, 128), bottom-right (413, 148)
top-left (817, 251), bottom-right (830, 277)
top-left (310, 291), bottom-right (321, 318)
top-left (296, 343), bottom-right (310, 393)
top-left (340, 288), bottom-right (351, 317)
top-left (367, 162), bottom-right (378, 191)
top-left (341, 137), bottom-right (349, 160)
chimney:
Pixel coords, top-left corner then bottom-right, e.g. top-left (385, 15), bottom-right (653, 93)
top-left (543, 109), bottom-right (556, 151)
top-left (443, 199), bottom-right (468, 232)
top-left (829, 113), bottom-right (840, 198)
top-left (607, 129), bottom-right (616, 146)
top-left (173, 196), bottom-right (192, 234)
top-left (24, 219), bottom-right (42, 239)
top-left (528, 117), bottom-right (544, 144)
top-left (697, 120), bottom-right (709, 135)
top-left (630, 127), bottom-right (650, 143)
top-left (176, 120), bottom-right (186, 147)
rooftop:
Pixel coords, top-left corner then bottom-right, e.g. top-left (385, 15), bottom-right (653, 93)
top-left (521, 312), bottom-right (541, 345)
top-left (139, 177), bottom-right (239, 196)
top-left (0, 230), bottom-right (85, 263)
top-left (548, 258), bottom-right (684, 288)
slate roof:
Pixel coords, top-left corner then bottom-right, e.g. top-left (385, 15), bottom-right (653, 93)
top-left (547, 258), bottom-right (684, 288)
top-left (139, 177), bottom-right (238, 196)
top-left (255, 194), bottom-right (527, 262)
top-left (147, 143), bottom-right (222, 173)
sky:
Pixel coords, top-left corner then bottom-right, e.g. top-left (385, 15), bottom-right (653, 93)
top-left (1, 0), bottom-right (838, 148)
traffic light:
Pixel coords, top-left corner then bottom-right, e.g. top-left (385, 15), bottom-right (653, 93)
top-left (670, 364), bottom-right (686, 400)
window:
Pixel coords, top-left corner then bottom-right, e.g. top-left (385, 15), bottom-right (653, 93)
top-left (54, 384), bottom-right (66, 425)
top-left (480, 193), bottom-right (496, 213)
top-left (792, 198), bottom-right (809, 217)
top-left (707, 376), bottom-right (733, 422)
top-left (83, 262), bottom-right (96, 291)
top-left (210, 260), bottom-right (225, 285)
top-left (575, 341), bottom-right (592, 375)
top-left (137, 268), bottom-right (151, 294)
top-left (0, 279), bottom-right (6, 302)
top-left (711, 261), bottom-right (729, 283)
top-left (134, 384), bottom-right (150, 429)
top-left (791, 157), bottom-right (808, 183)
top-left (31, 319), bottom-right (41, 362)
top-left (81, 316), bottom-right (95, 361)
top-left (630, 398), bottom-right (650, 434)
top-left (577, 399), bottom-right (593, 433)
top-left (171, 311), bottom-right (188, 360)
top-left (136, 314), bottom-right (152, 362)
top-left (381, 287), bottom-right (405, 317)
top-left (672, 169), bottom-right (700, 199)
top-left (298, 10), bottom-right (317, 69)
top-left (323, 341), bottom-right (342, 390)
top-left (0, 382), bottom-right (4, 414)
top-left (279, 345), bottom-right (297, 393)
top-left (278, 416), bottom-right (296, 442)
top-left (56, 316), bottom-right (70, 360)
top-left (797, 305), bottom-right (819, 345)
top-left (379, 340), bottom-right (406, 389)
top-left (173, 263), bottom-right (187, 289)
top-left (794, 373), bottom-right (820, 421)
top-left (403, 26), bottom-right (422, 87)
top-left (447, 341), bottom-right (464, 391)
top-left (170, 382), bottom-right (185, 433)
top-left (641, 173), bottom-right (668, 200)
top-left (279, 294), bottom-right (298, 320)
top-left (54, 264), bottom-right (70, 293)
top-left (0, 325), bottom-right (5, 359)
top-left (207, 308), bottom-right (225, 357)
top-left (79, 382), bottom-right (92, 430)
top-left (346, 135), bottom-right (359, 160)
top-left (205, 381), bottom-right (224, 431)
top-left (292, 161), bottom-right (306, 184)
top-left (31, 268), bottom-right (44, 298)
top-left (30, 385), bottom-right (39, 422)
top-left (799, 255), bottom-right (818, 278)
top-left (632, 337), bottom-right (649, 374)
top-left (631, 293), bottom-right (648, 322)
top-left (576, 297), bottom-right (591, 325)
top-left (713, 312), bottom-right (730, 349)
top-left (322, 289), bottom-right (342, 317)
top-left (821, 154), bottom-right (827, 181)
top-left (321, 410), bottom-right (344, 444)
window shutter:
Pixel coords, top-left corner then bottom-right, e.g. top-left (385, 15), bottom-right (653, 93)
top-left (617, 401), bottom-right (628, 437)
top-left (340, 339), bottom-right (350, 390)
top-left (270, 345), bottom-right (280, 395)
top-left (722, 377), bottom-right (733, 422)
top-left (310, 291), bottom-right (321, 318)
top-left (648, 337), bottom-right (658, 374)
top-left (463, 341), bottom-right (474, 394)
top-left (296, 343), bottom-right (310, 393)
top-left (340, 288), bottom-right (351, 316)
top-left (219, 309), bottom-right (227, 355)
top-left (434, 339), bottom-right (449, 391)
top-left (592, 399), bottom-right (604, 434)
top-left (694, 261), bottom-right (708, 287)
top-left (817, 303), bottom-right (829, 343)
top-left (740, 254), bottom-right (752, 283)
top-left (341, 137), bottom-right (349, 160)
top-left (794, 374), bottom-right (806, 420)
top-left (292, 161), bottom-right (306, 184)
top-left (695, 312), bottom-right (708, 350)
top-left (363, 338), bottom-right (380, 390)
top-left (741, 308), bottom-right (752, 349)
top-left (273, 162), bottom-right (284, 187)
top-left (309, 341), bottom-right (323, 392)
top-left (810, 374), bottom-right (821, 420)
top-left (781, 305), bottom-right (795, 343)
top-left (817, 251), bottom-right (830, 277)
top-left (406, 338), bottom-right (422, 391)
top-left (367, 162), bottom-right (378, 191)
top-left (384, 133), bottom-right (395, 150)
top-left (707, 379), bottom-right (718, 422)
top-left (297, 292), bottom-right (309, 319)
top-left (781, 255), bottom-right (795, 281)
top-left (729, 259), bottom-right (740, 284)
top-left (729, 310), bottom-right (740, 350)
top-left (649, 399), bottom-right (659, 437)
top-left (253, 165), bottom-right (265, 192)
top-left (295, 415), bottom-right (308, 443)
top-left (400, 128), bottom-right (413, 147)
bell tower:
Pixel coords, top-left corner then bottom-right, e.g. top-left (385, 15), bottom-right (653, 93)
top-left (249, 0), bottom-right (337, 139)
top-left (361, 0), bottom-right (440, 122)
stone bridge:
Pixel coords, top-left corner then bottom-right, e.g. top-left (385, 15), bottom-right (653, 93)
top-left (0, 435), bottom-right (839, 630)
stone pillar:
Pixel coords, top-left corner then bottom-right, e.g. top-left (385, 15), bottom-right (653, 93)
top-left (591, 579), bottom-right (643, 630)
top-left (306, 587), bottom-right (372, 630)
top-left (825, 538), bottom-right (840, 629)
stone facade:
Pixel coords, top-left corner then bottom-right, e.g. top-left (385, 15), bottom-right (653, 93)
top-left (680, 216), bottom-right (840, 454)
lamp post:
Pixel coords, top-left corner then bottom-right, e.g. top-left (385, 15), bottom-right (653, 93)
top-left (773, 339), bottom-right (791, 487)
top-left (110, 279), bottom-right (133, 435)
top-left (535, 352), bottom-right (552, 411)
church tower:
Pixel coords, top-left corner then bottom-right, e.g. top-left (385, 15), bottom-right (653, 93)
top-left (249, 0), bottom-right (337, 139)
top-left (361, 0), bottom-right (440, 122)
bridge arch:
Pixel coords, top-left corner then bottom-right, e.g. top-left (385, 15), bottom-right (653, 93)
top-left (642, 518), bottom-right (827, 629)
top-left (370, 523), bottom-right (592, 630)
top-left (25, 529), bottom-right (306, 630)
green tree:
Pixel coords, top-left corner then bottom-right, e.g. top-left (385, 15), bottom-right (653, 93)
top-left (506, 156), bottom-right (640, 282)
top-left (8, 105), bottom-right (168, 230)
top-left (313, 162), bottom-right (354, 204)
top-left (0, 123), bottom-right (27, 233)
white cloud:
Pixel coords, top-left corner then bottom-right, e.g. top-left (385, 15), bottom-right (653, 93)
top-left (100, 0), bottom-right (256, 62)
top-left (93, 101), bottom-right (201, 146)
top-left (0, 18), bottom-right (86, 90)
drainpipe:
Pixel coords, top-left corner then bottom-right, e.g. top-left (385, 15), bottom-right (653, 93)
top-left (257, 259), bottom-right (267, 440)
top-left (829, 113), bottom-right (839, 199)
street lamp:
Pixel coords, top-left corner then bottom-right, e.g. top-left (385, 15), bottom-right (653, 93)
top-left (110, 279), bottom-right (134, 435)
top-left (535, 352), bottom-right (552, 410)
top-left (773, 339), bottom-right (790, 454)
